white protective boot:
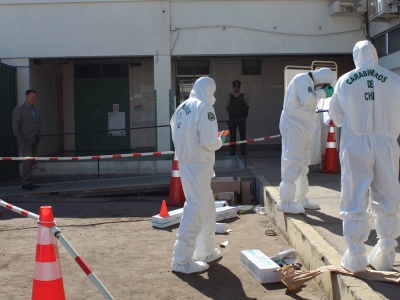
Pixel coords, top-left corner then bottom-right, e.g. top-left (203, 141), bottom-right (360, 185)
top-left (276, 200), bottom-right (305, 214)
top-left (341, 219), bottom-right (370, 273)
top-left (296, 198), bottom-right (320, 210)
top-left (367, 215), bottom-right (400, 271)
top-left (278, 181), bottom-right (305, 214)
top-left (368, 240), bottom-right (397, 271)
top-left (170, 260), bottom-right (209, 274)
top-left (341, 249), bottom-right (368, 273)
top-left (294, 175), bottom-right (320, 210)
top-left (193, 248), bottom-right (222, 263)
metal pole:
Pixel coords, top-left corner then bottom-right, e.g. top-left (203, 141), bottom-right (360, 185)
top-left (97, 131), bottom-right (100, 179)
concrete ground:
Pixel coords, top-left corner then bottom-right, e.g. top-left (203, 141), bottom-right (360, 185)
top-left (0, 145), bottom-right (399, 299)
top-left (0, 195), bottom-right (327, 299)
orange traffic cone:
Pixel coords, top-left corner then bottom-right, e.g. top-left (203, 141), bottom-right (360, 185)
top-left (321, 120), bottom-right (340, 174)
top-left (166, 153), bottom-right (185, 207)
top-left (32, 206), bottom-right (66, 300)
top-left (159, 200), bottom-right (170, 217)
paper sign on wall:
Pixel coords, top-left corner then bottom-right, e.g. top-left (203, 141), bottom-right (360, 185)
top-left (108, 112), bottom-right (126, 136)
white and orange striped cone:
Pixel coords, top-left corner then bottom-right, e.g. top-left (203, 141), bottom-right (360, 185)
top-left (32, 206), bottom-right (65, 300)
top-left (321, 120), bottom-right (340, 174)
top-left (166, 153), bottom-right (186, 207)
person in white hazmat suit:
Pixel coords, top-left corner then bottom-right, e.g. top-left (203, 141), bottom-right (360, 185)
top-left (277, 68), bottom-right (335, 214)
top-left (329, 40), bottom-right (400, 273)
top-left (170, 77), bottom-right (226, 274)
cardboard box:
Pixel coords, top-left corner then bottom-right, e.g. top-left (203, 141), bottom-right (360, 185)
top-left (240, 181), bottom-right (252, 205)
top-left (217, 191), bottom-right (237, 206)
top-left (211, 177), bottom-right (241, 194)
top-left (214, 200), bottom-right (228, 208)
top-left (240, 250), bottom-right (281, 284)
top-left (216, 206), bottom-right (237, 221)
top-left (152, 207), bottom-right (183, 228)
top-left (152, 205), bottom-right (237, 228)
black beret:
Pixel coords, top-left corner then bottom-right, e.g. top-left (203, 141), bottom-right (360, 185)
top-left (232, 80), bottom-right (241, 87)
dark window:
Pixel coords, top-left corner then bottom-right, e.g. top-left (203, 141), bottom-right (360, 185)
top-left (102, 64), bottom-right (128, 78)
top-left (388, 27), bottom-right (400, 54)
top-left (75, 64), bottom-right (128, 79)
top-left (75, 64), bottom-right (101, 79)
top-left (373, 35), bottom-right (387, 57)
top-left (242, 59), bottom-right (262, 75)
top-left (177, 60), bottom-right (210, 76)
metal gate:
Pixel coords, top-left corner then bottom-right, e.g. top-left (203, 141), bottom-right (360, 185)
top-left (0, 63), bottom-right (18, 182)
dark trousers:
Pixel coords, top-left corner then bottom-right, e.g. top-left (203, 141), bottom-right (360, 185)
top-left (18, 140), bottom-right (39, 185)
top-left (228, 119), bottom-right (246, 154)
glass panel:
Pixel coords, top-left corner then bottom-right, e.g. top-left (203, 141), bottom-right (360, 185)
top-left (373, 35), bottom-right (386, 57)
top-left (102, 64), bottom-right (128, 78)
top-left (242, 59), bottom-right (261, 75)
top-left (75, 64), bottom-right (101, 79)
top-left (388, 27), bottom-right (400, 54)
top-left (177, 60), bottom-right (210, 76)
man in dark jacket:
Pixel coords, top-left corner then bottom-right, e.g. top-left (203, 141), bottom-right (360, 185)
top-left (226, 80), bottom-right (249, 155)
top-left (12, 89), bottom-right (41, 190)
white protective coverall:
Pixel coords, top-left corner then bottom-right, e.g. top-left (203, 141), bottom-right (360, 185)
top-left (329, 40), bottom-right (400, 272)
top-left (277, 68), bottom-right (335, 214)
top-left (170, 77), bottom-right (223, 274)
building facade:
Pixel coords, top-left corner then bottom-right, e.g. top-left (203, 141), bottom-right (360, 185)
top-left (0, 0), bottom-right (398, 156)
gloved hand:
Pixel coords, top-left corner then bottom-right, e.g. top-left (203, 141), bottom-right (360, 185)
top-left (323, 85), bottom-right (334, 98)
top-left (219, 130), bottom-right (226, 143)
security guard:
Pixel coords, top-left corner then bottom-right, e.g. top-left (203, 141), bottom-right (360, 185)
top-left (226, 79), bottom-right (249, 155)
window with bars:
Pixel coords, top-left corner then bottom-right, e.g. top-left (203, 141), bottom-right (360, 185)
top-left (176, 60), bottom-right (210, 106)
top-left (75, 63), bottom-right (128, 79)
top-left (242, 59), bottom-right (262, 75)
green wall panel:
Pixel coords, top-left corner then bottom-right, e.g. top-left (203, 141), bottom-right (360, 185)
top-left (74, 78), bottom-right (130, 153)
top-left (0, 63), bottom-right (18, 182)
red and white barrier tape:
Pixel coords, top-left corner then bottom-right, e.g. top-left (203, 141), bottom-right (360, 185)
top-left (0, 199), bottom-right (115, 300)
top-left (0, 151), bottom-right (175, 161)
top-left (222, 134), bottom-right (281, 146)
top-left (0, 134), bottom-right (281, 161)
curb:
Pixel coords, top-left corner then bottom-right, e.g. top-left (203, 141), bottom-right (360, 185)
top-left (247, 163), bottom-right (385, 300)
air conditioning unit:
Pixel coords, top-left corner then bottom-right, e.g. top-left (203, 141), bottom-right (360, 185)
top-left (329, 1), bottom-right (367, 17)
top-left (368, 0), bottom-right (399, 21)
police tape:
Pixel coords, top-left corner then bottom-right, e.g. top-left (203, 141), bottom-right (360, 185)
top-left (0, 151), bottom-right (175, 161)
top-left (223, 134), bottom-right (281, 146)
top-left (0, 134), bottom-right (281, 161)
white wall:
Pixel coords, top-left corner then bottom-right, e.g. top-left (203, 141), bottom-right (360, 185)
top-left (0, 1), bottom-right (163, 58)
top-left (0, 1), bottom-right (365, 59)
top-left (379, 51), bottom-right (400, 72)
top-left (0, 0), bottom-right (363, 152)
top-left (368, 16), bottom-right (400, 37)
top-left (170, 0), bottom-right (365, 55)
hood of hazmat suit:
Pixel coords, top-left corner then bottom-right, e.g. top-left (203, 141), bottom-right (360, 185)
top-left (310, 68), bottom-right (336, 86)
top-left (189, 77), bottom-right (217, 106)
top-left (170, 77), bottom-right (222, 274)
top-left (353, 40), bottom-right (378, 69)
